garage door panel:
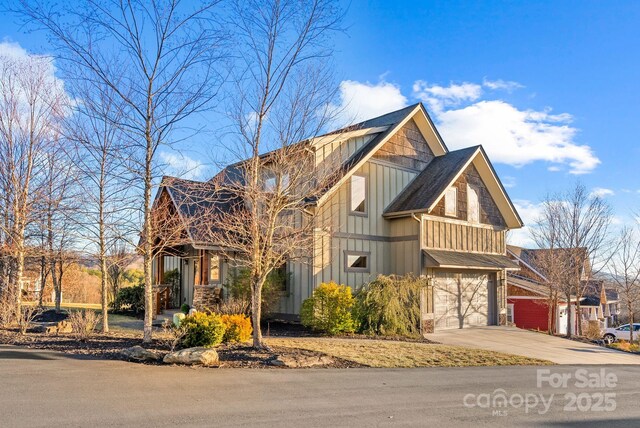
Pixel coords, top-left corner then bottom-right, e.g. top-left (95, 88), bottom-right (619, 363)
top-left (434, 271), bottom-right (491, 330)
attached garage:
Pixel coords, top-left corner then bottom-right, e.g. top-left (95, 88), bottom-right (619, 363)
top-left (433, 271), bottom-right (497, 329)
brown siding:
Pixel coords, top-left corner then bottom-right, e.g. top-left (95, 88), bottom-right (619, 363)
top-left (372, 119), bottom-right (434, 170)
top-left (422, 217), bottom-right (506, 255)
top-left (431, 163), bottom-right (506, 228)
top-left (508, 283), bottom-right (543, 297)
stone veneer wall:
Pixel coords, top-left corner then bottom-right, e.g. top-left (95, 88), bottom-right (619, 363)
top-left (192, 286), bottom-right (219, 310)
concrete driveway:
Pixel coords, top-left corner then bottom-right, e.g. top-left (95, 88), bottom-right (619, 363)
top-left (426, 326), bottom-right (640, 365)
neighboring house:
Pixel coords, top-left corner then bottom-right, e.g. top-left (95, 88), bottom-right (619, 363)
top-left (507, 245), bottom-right (619, 335)
top-left (151, 103), bottom-right (523, 332)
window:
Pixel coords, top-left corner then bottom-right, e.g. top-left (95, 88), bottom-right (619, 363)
top-left (467, 184), bottom-right (479, 223)
top-left (344, 251), bottom-right (370, 272)
top-left (264, 173), bottom-right (290, 193)
top-left (350, 175), bottom-right (367, 215)
top-left (444, 187), bottom-right (457, 217)
top-left (264, 176), bottom-right (277, 192)
top-left (507, 303), bottom-right (514, 324)
top-left (618, 325), bottom-right (630, 331)
top-left (209, 254), bottom-right (220, 283)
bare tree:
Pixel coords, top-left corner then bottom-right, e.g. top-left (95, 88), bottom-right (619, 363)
top-left (532, 183), bottom-right (612, 338)
top-left (608, 226), bottom-right (640, 342)
top-left (66, 78), bottom-right (130, 332)
top-left (185, 0), bottom-right (343, 348)
top-left (19, 0), bottom-right (227, 342)
top-left (0, 48), bottom-right (67, 318)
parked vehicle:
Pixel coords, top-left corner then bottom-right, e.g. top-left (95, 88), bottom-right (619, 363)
top-left (603, 324), bottom-right (640, 344)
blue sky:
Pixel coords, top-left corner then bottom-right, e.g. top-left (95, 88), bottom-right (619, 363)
top-left (2, 1), bottom-right (639, 245)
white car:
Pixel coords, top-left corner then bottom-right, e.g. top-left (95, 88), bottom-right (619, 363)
top-left (603, 323), bottom-right (640, 343)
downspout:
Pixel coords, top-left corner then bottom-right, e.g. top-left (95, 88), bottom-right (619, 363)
top-left (411, 213), bottom-right (423, 276)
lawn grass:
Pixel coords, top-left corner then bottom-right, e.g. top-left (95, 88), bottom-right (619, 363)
top-left (266, 337), bottom-right (554, 368)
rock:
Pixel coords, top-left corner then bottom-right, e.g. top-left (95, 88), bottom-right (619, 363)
top-left (269, 354), bottom-right (334, 368)
top-left (121, 346), bottom-right (162, 362)
top-left (163, 347), bottom-right (219, 366)
top-left (47, 320), bottom-right (73, 335)
top-left (31, 320), bottom-right (73, 334)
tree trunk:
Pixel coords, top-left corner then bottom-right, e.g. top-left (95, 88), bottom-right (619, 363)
top-left (14, 248), bottom-right (24, 319)
top-left (52, 259), bottom-right (61, 312)
top-left (575, 298), bottom-right (583, 337)
top-left (251, 276), bottom-right (266, 348)
top-left (629, 303), bottom-right (634, 343)
top-left (100, 256), bottom-right (109, 333)
top-left (566, 293), bottom-right (572, 338)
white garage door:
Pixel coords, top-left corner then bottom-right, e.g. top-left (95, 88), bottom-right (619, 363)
top-left (434, 272), bottom-right (494, 329)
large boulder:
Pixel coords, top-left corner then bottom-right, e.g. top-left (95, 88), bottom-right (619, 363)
top-left (31, 320), bottom-right (73, 335)
top-left (121, 346), bottom-right (162, 362)
top-left (163, 347), bottom-right (219, 366)
top-left (47, 320), bottom-right (73, 335)
top-left (269, 354), bottom-right (334, 368)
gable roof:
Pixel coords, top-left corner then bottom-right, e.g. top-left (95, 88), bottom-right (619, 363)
top-left (160, 176), bottom-right (240, 248)
top-left (383, 145), bottom-right (523, 228)
top-left (383, 146), bottom-right (478, 215)
top-left (316, 103), bottom-right (449, 206)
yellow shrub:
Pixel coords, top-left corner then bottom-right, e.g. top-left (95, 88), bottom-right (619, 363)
top-left (221, 314), bottom-right (253, 343)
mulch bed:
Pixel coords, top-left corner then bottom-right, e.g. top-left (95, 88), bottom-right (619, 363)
top-left (262, 319), bottom-right (438, 344)
top-left (0, 328), bottom-right (361, 368)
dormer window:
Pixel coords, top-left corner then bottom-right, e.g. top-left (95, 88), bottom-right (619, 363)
top-left (350, 175), bottom-right (367, 215)
top-left (445, 187), bottom-right (457, 217)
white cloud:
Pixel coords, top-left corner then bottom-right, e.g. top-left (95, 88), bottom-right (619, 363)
top-left (482, 78), bottom-right (524, 92)
top-left (159, 152), bottom-right (206, 180)
top-left (590, 187), bottom-right (615, 198)
top-left (413, 81), bottom-right (482, 112)
top-left (501, 176), bottom-right (517, 188)
top-left (432, 100), bottom-right (600, 174)
top-left (508, 200), bottom-right (544, 248)
top-left (332, 80), bottom-right (407, 125)
top-left (334, 77), bottom-right (600, 174)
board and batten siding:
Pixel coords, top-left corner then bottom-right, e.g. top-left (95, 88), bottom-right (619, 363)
top-left (278, 157), bottom-right (421, 315)
top-left (421, 216), bottom-right (506, 255)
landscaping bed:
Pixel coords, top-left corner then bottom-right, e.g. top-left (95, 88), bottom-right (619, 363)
top-left (0, 328), bottom-right (359, 368)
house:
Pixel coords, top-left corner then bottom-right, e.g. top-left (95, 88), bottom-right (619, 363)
top-left (150, 103), bottom-right (523, 332)
top-left (507, 245), bottom-right (619, 335)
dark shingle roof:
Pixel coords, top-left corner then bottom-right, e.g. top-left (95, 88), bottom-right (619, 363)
top-left (162, 176), bottom-right (241, 245)
top-left (384, 146), bottom-right (479, 215)
top-left (423, 249), bottom-right (520, 270)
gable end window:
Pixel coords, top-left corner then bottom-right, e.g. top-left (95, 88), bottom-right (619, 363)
top-left (467, 184), bottom-right (480, 224)
top-left (209, 254), bottom-right (220, 283)
top-left (444, 187), bottom-right (457, 217)
top-left (350, 175), bottom-right (367, 215)
top-left (344, 251), bottom-right (370, 273)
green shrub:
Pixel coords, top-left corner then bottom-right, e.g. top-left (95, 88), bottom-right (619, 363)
top-left (354, 274), bottom-right (425, 337)
top-left (224, 267), bottom-right (288, 317)
top-left (301, 282), bottom-right (355, 335)
top-left (221, 314), bottom-right (253, 343)
top-left (180, 303), bottom-right (191, 314)
top-left (180, 312), bottom-right (226, 348)
top-left (110, 284), bottom-right (145, 315)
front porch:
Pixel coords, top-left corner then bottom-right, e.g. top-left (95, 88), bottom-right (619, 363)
top-left (152, 245), bottom-right (228, 315)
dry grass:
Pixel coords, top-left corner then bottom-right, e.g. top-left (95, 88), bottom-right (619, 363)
top-left (266, 337), bottom-right (553, 368)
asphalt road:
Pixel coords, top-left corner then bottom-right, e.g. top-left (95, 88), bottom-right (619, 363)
top-left (1, 345), bottom-right (640, 427)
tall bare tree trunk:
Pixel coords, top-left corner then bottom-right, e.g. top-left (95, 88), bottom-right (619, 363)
top-left (143, 123), bottom-right (154, 343)
top-left (251, 276), bottom-right (266, 347)
top-left (566, 293), bottom-right (572, 338)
